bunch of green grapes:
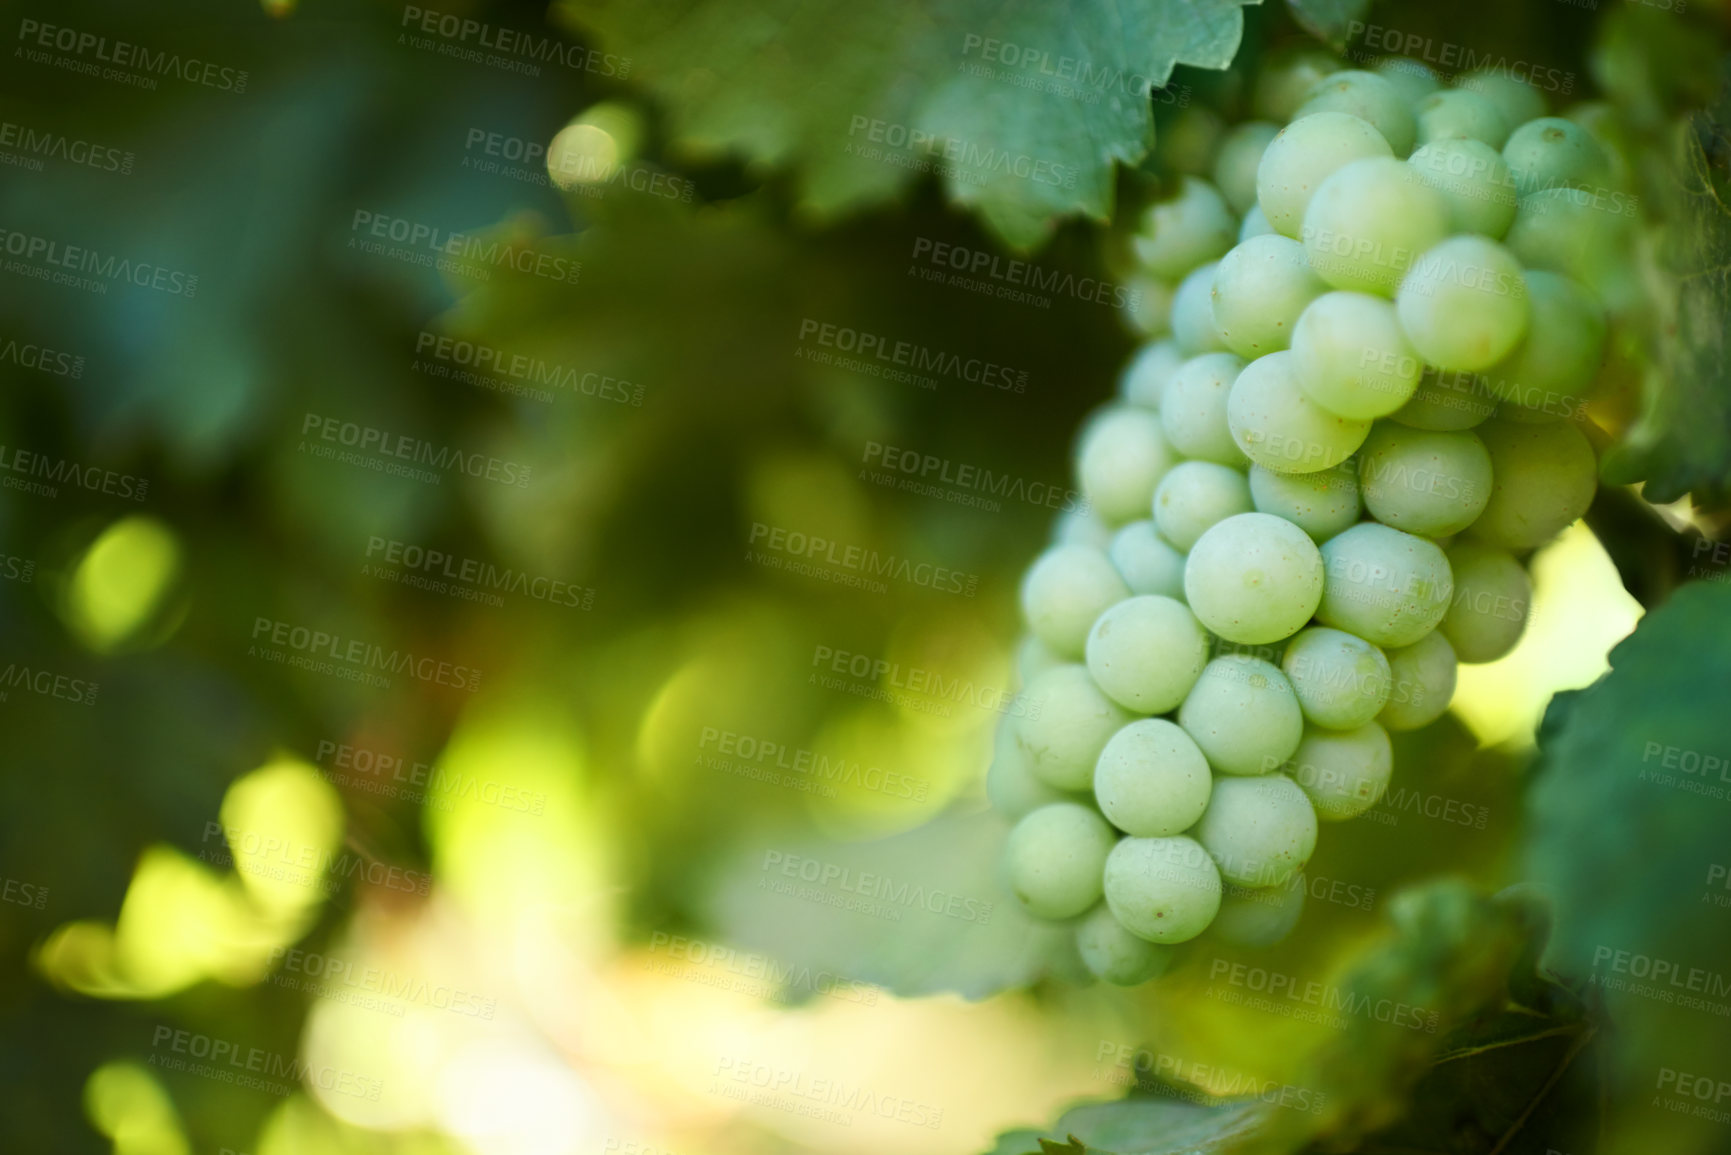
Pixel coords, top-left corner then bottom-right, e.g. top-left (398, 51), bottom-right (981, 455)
top-left (991, 54), bottom-right (1627, 986)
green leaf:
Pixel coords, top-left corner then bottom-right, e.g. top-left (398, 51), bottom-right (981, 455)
top-left (1524, 580), bottom-right (1731, 1133)
top-left (987, 1097), bottom-right (1271, 1155)
top-left (554, 0), bottom-right (1258, 248)
top-left (1282, 0), bottom-right (1371, 52)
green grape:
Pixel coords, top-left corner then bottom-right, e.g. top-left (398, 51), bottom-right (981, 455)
top-left (1470, 419), bottom-right (1597, 550)
top-left (1253, 48), bottom-right (1342, 122)
top-left (1102, 835), bottom-right (1223, 942)
top-left (988, 714), bottom-right (1074, 817)
top-left (1184, 512), bottom-right (1326, 645)
top-left (1051, 507), bottom-right (1115, 549)
top-left (1503, 187), bottom-right (1638, 304)
top-left (1373, 56), bottom-right (1441, 105)
top-left (1317, 522), bottom-right (1454, 647)
top-left (1134, 177), bottom-right (1239, 280)
top-left (1502, 117), bottom-right (1611, 198)
top-left (1162, 352), bottom-right (1249, 466)
top-left (1021, 544), bottom-right (1130, 656)
top-left (1077, 408), bottom-right (1177, 526)
top-left (1389, 368), bottom-right (1497, 431)
top-left (1086, 595), bottom-right (1209, 714)
top-left (1213, 121), bottom-right (1282, 215)
top-left (1356, 423), bottom-right (1493, 537)
top-left (1123, 274), bottom-right (1177, 339)
top-left (1004, 802), bottom-right (1117, 920)
top-left (1302, 157), bottom-right (1450, 295)
top-left (1454, 70), bottom-right (1546, 130)
top-left (1257, 112), bottom-right (1394, 238)
top-left (1171, 261), bottom-right (1231, 356)
top-left (1286, 722), bottom-right (1393, 821)
top-left (1177, 654), bottom-right (1304, 775)
top-left (1076, 902), bottom-right (1175, 984)
top-left (1440, 541), bottom-right (1532, 662)
top-left (1239, 203), bottom-right (1275, 242)
top-left (1194, 774), bottom-right (1318, 888)
top-left (1163, 106), bottom-right (1226, 178)
top-left (1228, 350), bottom-right (1372, 474)
top-left (1413, 89), bottom-right (1511, 149)
top-left (1248, 462), bottom-right (1361, 542)
top-left (1397, 236), bottom-right (1530, 371)
top-left (1407, 138), bottom-right (1518, 238)
top-left (1015, 633), bottom-right (1065, 686)
top-left (1378, 629), bottom-right (1458, 730)
top-left (1296, 70), bottom-right (1417, 156)
top-left (1119, 339), bottom-right (1184, 411)
top-left (1108, 520), bottom-right (1187, 600)
top-left (1291, 291), bottom-right (1423, 420)
top-left (1212, 878), bottom-right (1305, 946)
top-left (1282, 627), bottom-right (1392, 730)
top-left (1211, 234), bottom-right (1327, 357)
top-left (1094, 717), bottom-right (1212, 837)
top-left (1154, 461), bottom-right (1255, 552)
top-left (1014, 665), bottom-right (1136, 790)
top-left (1482, 271), bottom-right (1605, 422)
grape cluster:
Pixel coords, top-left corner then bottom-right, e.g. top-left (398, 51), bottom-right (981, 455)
top-left (991, 56), bottom-right (1624, 986)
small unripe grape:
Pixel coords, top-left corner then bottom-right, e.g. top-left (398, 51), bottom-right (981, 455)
top-left (1005, 802), bottom-right (1118, 920)
top-left (1470, 420), bottom-right (1597, 551)
top-left (1253, 49), bottom-right (1342, 122)
top-left (1290, 291), bottom-right (1424, 420)
top-left (1248, 462), bottom-right (1361, 542)
top-left (1076, 902), bottom-right (1175, 984)
top-left (1211, 234), bottom-right (1327, 357)
top-left (1162, 352), bottom-right (1249, 466)
top-left (1077, 408), bottom-right (1177, 526)
top-left (1021, 544), bottom-right (1129, 656)
top-left (1302, 157), bottom-right (1450, 296)
top-left (1357, 423), bottom-right (1493, 537)
top-left (1086, 595), bottom-right (1209, 714)
top-left (1455, 70), bottom-right (1546, 130)
top-left (1015, 634), bottom-right (1064, 686)
top-left (1317, 522), bottom-right (1454, 647)
top-left (1297, 70), bottom-right (1416, 156)
top-left (1134, 177), bottom-right (1238, 280)
top-left (1398, 236), bottom-right (1530, 372)
top-left (1407, 138), bottom-right (1518, 238)
top-left (988, 717), bottom-right (1074, 817)
top-left (1178, 654), bottom-right (1304, 775)
top-left (1154, 461), bottom-right (1254, 552)
top-left (1014, 665), bottom-right (1135, 790)
top-left (1228, 350), bottom-right (1372, 474)
top-left (1118, 339), bottom-right (1185, 411)
top-left (1482, 271), bottom-right (1605, 422)
top-left (1257, 112), bottom-right (1394, 238)
top-left (1108, 520), bottom-right (1187, 600)
top-left (1103, 835), bottom-right (1222, 943)
top-left (1212, 878), bottom-right (1305, 946)
top-left (1282, 627), bottom-right (1392, 730)
top-left (1440, 541), bottom-right (1532, 663)
top-left (1285, 722), bottom-right (1393, 820)
top-left (1414, 89), bottom-right (1511, 149)
top-left (1184, 512), bottom-right (1325, 645)
top-left (1195, 774), bottom-right (1318, 888)
top-left (1389, 368), bottom-right (1497, 431)
top-left (1503, 187), bottom-right (1636, 303)
top-left (1239, 204), bottom-right (1275, 242)
top-left (1123, 274), bottom-right (1178, 339)
top-left (1213, 121), bottom-right (1282, 215)
top-left (1378, 630), bottom-right (1458, 730)
top-left (1502, 117), bottom-right (1610, 198)
top-left (1171, 261), bottom-right (1231, 356)
top-left (1373, 56), bottom-right (1440, 105)
top-left (1094, 717), bottom-right (1212, 837)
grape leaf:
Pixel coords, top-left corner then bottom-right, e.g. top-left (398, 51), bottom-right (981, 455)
top-left (1282, 0), bottom-right (1371, 52)
top-left (1524, 581), bottom-right (1731, 1131)
top-left (553, 0), bottom-right (1258, 248)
